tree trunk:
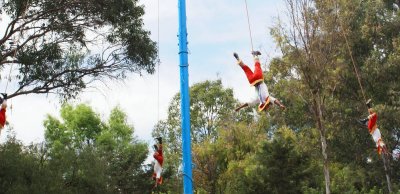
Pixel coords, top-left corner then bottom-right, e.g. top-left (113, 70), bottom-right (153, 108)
top-left (381, 154), bottom-right (392, 193)
top-left (318, 126), bottom-right (331, 194)
top-left (313, 96), bottom-right (331, 194)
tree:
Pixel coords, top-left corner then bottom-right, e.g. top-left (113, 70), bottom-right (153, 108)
top-left (0, 130), bottom-right (63, 193)
top-left (271, 0), bottom-right (400, 192)
top-left (98, 106), bottom-right (152, 193)
top-left (0, 0), bottom-right (157, 99)
top-left (153, 80), bottom-right (249, 145)
top-left (45, 104), bottom-right (103, 149)
top-left (338, 1), bottom-right (400, 192)
top-left (152, 80), bottom-right (251, 193)
top-left (271, 0), bottom-right (347, 192)
top-left (152, 80), bottom-right (239, 161)
top-left (249, 127), bottom-right (315, 194)
top-left (43, 104), bottom-right (153, 193)
top-left (215, 119), bottom-right (266, 194)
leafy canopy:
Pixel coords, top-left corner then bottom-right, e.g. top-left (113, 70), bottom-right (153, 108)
top-left (0, 0), bottom-right (157, 99)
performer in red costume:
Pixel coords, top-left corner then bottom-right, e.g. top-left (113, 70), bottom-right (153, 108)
top-left (152, 137), bottom-right (163, 188)
top-left (358, 99), bottom-right (387, 155)
top-left (0, 93), bottom-right (7, 135)
top-left (234, 51), bottom-right (285, 112)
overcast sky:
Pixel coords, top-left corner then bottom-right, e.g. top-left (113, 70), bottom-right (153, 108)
top-left (0, 0), bottom-right (286, 146)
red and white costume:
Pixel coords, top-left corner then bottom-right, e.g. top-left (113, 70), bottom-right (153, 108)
top-left (239, 57), bottom-right (276, 112)
top-left (153, 144), bottom-right (163, 184)
top-left (367, 112), bottom-right (385, 154)
top-left (0, 100), bottom-right (7, 129)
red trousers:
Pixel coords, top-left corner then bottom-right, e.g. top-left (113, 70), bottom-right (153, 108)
top-left (241, 61), bottom-right (264, 85)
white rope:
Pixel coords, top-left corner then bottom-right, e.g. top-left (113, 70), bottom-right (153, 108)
top-left (244, 0), bottom-right (254, 51)
top-left (157, 0), bottom-right (160, 121)
top-left (5, 0), bottom-right (30, 93)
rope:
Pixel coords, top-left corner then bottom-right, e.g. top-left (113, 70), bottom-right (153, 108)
top-left (244, 0), bottom-right (254, 51)
top-left (157, 0), bottom-right (160, 121)
top-left (341, 28), bottom-right (367, 103)
top-left (334, 1), bottom-right (367, 104)
top-left (335, 2), bottom-right (392, 190)
top-left (4, 60), bottom-right (13, 92)
top-left (5, 0), bottom-right (30, 93)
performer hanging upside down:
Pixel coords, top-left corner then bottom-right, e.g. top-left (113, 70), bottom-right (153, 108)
top-left (358, 99), bottom-right (387, 155)
top-left (234, 51), bottom-right (285, 112)
top-left (152, 137), bottom-right (163, 188)
top-left (0, 93), bottom-right (7, 135)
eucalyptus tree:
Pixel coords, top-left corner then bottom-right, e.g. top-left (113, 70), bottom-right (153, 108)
top-left (0, 0), bottom-right (157, 99)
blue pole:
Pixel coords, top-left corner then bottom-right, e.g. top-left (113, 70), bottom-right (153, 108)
top-left (178, 0), bottom-right (193, 194)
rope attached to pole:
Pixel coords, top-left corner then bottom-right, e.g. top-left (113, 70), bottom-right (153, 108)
top-left (244, 0), bottom-right (254, 52)
top-left (335, 1), bottom-right (367, 104)
top-left (341, 28), bottom-right (367, 103)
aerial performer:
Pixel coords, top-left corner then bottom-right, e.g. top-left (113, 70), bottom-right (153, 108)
top-left (152, 137), bottom-right (163, 189)
top-left (0, 93), bottom-right (7, 135)
top-left (233, 51), bottom-right (286, 113)
top-left (358, 99), bottom-right (387, 155)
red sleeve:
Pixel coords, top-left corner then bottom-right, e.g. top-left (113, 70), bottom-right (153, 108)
top-left (368, 113), bottom-right (377, 130)
top-left (158, 144), bottom-right (163, 156)
top-left (153, 152), bottom-right (164, 166)
top-left (0, 108), bottom-right (6, 127)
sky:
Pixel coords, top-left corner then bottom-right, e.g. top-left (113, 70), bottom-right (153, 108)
top-left (0, 0), bottom-right (286, 146)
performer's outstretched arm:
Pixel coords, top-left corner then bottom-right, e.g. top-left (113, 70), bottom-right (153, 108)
top-left (235, 103), bottom-right (249, 112)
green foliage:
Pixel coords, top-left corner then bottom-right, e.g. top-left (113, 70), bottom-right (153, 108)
top-left (267, 0), bottom-right (400, 193)
top-left (44, 104), bottom-right (153, 193)
top-left (153, 80), bottom-right (239, 143)
top-left (153, 1), bottom-right (400, 193)
top-left (248, 127), bottom-right (316, 194)
top-left (0, 133), bottom-right (62, 193)
top-left (152, 79), bottom-right (252, 193)
top-left (1, 0), bottom-right (157, 99)
top-left (1, 0), bottom-right (400, 193)
top-left (0, 104), bottom-right (153, 193)
top-left (216, 121), bottom-right (264, 194)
